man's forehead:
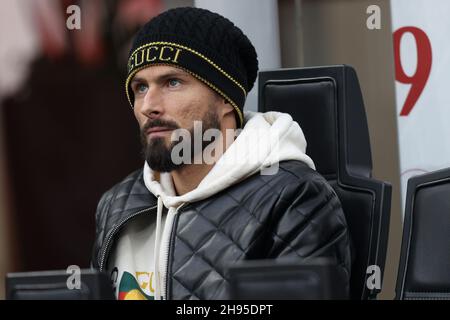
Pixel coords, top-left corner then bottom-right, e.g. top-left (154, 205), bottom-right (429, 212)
top-left (133, 65), bottom-right (190, 81)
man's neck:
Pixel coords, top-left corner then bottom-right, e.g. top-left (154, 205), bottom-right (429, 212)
top-left (171, 163), bottom-right (215, 196)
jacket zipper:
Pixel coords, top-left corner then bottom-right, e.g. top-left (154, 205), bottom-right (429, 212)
top-left (163, 203), bottom-right (186, 299)
top-left (98, 205), bottom-right (157, 271)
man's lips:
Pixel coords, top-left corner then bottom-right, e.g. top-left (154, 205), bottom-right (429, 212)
top-left (146, 127), bottom-right (174, 137)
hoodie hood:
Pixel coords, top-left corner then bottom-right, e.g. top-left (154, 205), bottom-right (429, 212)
top-left (143, 110), bottom-right (315, 207)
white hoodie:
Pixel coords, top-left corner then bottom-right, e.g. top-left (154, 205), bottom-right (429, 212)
top-left (108, 111), bottom-right (315, 300)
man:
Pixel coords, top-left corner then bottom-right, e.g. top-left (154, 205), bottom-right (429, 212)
top-left (91, 7), bottom-right (352, 300)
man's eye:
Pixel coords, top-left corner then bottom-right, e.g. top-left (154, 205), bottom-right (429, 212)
top-left (135, 83), bottom-right (148, 94)
top-left (168, 79), bottom-right (181, 87)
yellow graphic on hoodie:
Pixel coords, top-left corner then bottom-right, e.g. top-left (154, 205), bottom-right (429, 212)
top-left (118, 271), bottom-right (154, 300)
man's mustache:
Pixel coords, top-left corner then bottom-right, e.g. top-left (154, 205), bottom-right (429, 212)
top-left (142, 119), bottom-right (180, 133)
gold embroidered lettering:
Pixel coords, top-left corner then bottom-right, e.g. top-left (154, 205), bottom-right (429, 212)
top-left (159, 46), bottom-right (174, 61)
top-left (146, 46), bottom-right (159, 62)
top-left (134, 49), bottom-right (145, 67)
top-left (173, 48), bottom-right (182, 63)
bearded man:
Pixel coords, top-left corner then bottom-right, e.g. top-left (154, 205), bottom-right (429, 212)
top-left (91, 7), bottom-right (352, 300)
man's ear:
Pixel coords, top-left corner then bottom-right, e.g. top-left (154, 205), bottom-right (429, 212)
top-left (219, 99), bottom-right (234, 117)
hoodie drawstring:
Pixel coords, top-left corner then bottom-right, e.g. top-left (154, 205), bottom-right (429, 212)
top-left (154, 196), bottom-right (163, 299)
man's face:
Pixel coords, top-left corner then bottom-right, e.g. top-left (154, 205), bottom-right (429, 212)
top-left (131, 65), bottom-right (224, 172)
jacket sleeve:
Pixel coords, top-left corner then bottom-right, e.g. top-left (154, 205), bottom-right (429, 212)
top-left (90, 189), bottom-right (114, 269)
top-left (267, 175), bottom-right (353, 295)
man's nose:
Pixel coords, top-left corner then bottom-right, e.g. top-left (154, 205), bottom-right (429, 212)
top-left (140, 86), bottom-right (164, 119)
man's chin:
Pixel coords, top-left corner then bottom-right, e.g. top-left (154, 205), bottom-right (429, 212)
top-left (147, 159), bottom-right (184, 173)
top-left (144, 142), bottom-right (184, 173)
top-left (148, 136), bottom-right (171, 148)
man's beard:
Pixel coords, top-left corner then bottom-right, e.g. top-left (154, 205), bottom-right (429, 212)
top-left (140, 109), bottom-right (221, 172)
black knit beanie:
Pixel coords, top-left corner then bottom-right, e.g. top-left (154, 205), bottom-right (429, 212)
top-left (125, 7), bottom-right (259, 128)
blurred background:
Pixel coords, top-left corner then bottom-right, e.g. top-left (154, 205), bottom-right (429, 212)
top-left (1, 0), bottom-right (448, 300)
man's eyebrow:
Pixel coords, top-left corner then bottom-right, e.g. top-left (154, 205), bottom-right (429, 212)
top-left (131, 77), bottom-right (146, 85)
top-left (131, 70), bottom-right (189, 85)
top-left (157, 70), bottom-right (190, 81)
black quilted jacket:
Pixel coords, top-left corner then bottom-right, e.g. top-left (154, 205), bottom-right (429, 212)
top-left (91, 160), bottom-right (352, 299)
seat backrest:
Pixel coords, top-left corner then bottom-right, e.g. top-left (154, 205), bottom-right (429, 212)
top-left (6, 269), bottom-right (115, 300)
top-left (396, 167), bottom-right (450, 300)
top-left (258, 65), bottom-right (392, 299)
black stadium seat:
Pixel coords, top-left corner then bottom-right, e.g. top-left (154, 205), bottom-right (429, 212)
top-left (396, 167), bottom-right (450, 300)
top-left (258, 65), bottom-right (392, 299)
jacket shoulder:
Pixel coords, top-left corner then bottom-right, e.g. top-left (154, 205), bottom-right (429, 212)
top-left (99, 169), bottom-right (145, 204)
top-left (232, 160), bottom-right (337, 210)
top-left (266, 160), bottom-right (331, 192)
top-left (276, 160), bottom-right (339, 202)
top-left (278, 160), bottom-right (326, 182)
top-left (95, 168), bottom-right (152, 230)
top-left (109, 168), bottom-right (145, 194)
